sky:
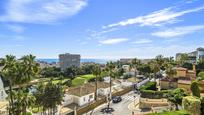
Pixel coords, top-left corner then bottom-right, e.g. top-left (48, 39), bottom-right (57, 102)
top-left (0, 0), bottom-right (204, 59)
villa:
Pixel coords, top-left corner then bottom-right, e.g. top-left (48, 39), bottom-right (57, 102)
top-left (63, 82), bottom-right (111, 107)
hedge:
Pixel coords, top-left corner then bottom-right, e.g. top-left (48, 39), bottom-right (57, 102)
top-left (140, 90), bottom-right (170, 99)
top-left (182, 96), bottom-right (201, 115)
top-left (139, 82), bottom-right (157, 91)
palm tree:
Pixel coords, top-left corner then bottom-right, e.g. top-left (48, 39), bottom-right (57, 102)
top-left (12, 88), bottom-right (35, 115)
top-left (131, 58), bottom-right (141, 82)
top-left (178, 53), bottom-right (188, 66)
top-left (105, 61), bottom-right (116, 108)
top-left (0, 54), bottom-right (40, 115)
top-left (19, 54), bottom-right (39, 115)
top-left (150, 60), bottom-right (160, 80)
top-left (21, 54), bottom-right (40, 83)
top-left (92, 64), bottom-right (101, 101)
top-left (0, 55), bottom-right (17, 114)
top-left (165, 64), bottom-right (177, 88)
top-left (38, 81), bottom-right (64, 114)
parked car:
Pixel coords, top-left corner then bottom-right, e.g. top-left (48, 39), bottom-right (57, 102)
top-left (100, 107), bottom-right (114, 113)
top-left (112, 96), bottom-right (122, 103)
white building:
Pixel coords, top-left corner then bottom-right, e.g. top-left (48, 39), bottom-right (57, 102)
top-left (63, 82), bottom-right (111, 107)
top-left (63, 84), bottom-right (95, 107)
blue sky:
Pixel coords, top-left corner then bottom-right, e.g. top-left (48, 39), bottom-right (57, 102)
top-left (0, 0), bottom-right (204, 59)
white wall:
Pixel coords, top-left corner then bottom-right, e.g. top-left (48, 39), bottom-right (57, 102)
top-left (98, 88), bottom-right (110, 96)
top-left (62, 94), bottom-right (73, 106)
top-left (69, 93), bottom-right (95, 106)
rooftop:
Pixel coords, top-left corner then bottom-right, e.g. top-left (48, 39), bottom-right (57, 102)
top-left (65, 82), bottom-right (110, 97)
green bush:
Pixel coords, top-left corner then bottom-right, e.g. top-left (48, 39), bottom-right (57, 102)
top-left (190, 81), bottom-right (200, 97)
top-left (201, 97), bottom-right (204, 115)
top-left (140, 90), bottom-right (170, 99)
top-left (139, 82), bottom-right (157, 91)
top-left (198, 71), bottom-right (204, 80)
top-left (147, 110), bottom-right (189, 115)
top-left (182, 96), bottom-right (201, 115)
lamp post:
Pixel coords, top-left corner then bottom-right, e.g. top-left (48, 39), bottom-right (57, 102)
top-left (134, 95), bottom-right (136, 107)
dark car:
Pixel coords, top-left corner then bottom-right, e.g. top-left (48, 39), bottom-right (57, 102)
top-left (112, 96), bottom-right (122, 103)
top-left (100, 107), bottom-right (114, 113)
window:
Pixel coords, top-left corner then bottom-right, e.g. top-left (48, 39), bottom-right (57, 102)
top-left (89, 95), bottom-right (93, 99)
top-left (84, 97), bottom-right (86, 102)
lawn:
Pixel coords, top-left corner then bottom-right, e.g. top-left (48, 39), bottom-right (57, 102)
top-left (80, 74), bottom-right (96, 81)
top-left (72, 77), bottom-right (87, 86)
top-left (148, 110), bottom-right (189, 115)
top-left (52, 78), bottom-right (70, 84)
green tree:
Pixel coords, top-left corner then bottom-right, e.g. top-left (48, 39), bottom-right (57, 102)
top-left (105, 61), bottom-right (116, 108)
top-left (34, 81), bottom-right (64, 114)
top-left (92, 64), bottom-right (101, 100)
top-left (131, 58), bottom-right (141, 81)
top-left (150, 60), bottom-right (160, 79)
top-left (0, 55), bottom-right (17, 114)
top-left (167, 88), bottom-right (188, 110)
top-left (198, 71), bottom-right (204, 81)
top-left (178, 53), bottom-right (188, 66)
top-left (0, 54), bottom-right (40, 115)
top-left (41, 67), bottom-right (62, 78)
top-left (190, 81), bottom-right (200, 97)
top-left (63, 66), bottom-right (80, 79)
top-left (165, 64), bottom-right (177, 88)
top-left (137, 64), bottom-right (151, 77)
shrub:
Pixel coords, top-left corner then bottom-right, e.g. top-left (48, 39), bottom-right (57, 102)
top-left (139, 82), bottom-right (157, 91)
top-left (140, 90), bottom-right (170, 99)
top-left (182, 96), bottom-right (201, 115)
top-left (190, 81), bottom-right (200, 97)
top-left (198, 71), bottom-right (204, 80)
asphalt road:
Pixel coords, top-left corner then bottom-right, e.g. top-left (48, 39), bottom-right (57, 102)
top-left (87, 91), bottom-right (139, 115)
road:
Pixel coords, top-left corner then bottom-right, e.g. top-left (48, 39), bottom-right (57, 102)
top-left (86, 91), bottom-right (139, 115)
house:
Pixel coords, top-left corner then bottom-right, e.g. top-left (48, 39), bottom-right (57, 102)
top-left (160, 78), bottom-right (177, 90)
top-left (160, 67), bottom-right (197, 90)
top-left (92, 82), bottom-right (110, 96)
top-left (64, 84), bottom-right (95, 106)
top-left (63, 82), bottom-right (112, 107)
top-left (174, 67), bottom-right (196, 79)
top-left (177, 77), bottom-right (191, 92)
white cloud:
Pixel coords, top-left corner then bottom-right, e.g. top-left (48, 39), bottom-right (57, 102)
top-left (0, 0), bottom-right (87, 24)
top-left (99, 38), bottom-right (128, 45)
top-left (103, 6), bottom-right (204, 29)
top-left (132, 39), bottom-right (152, 44)
top-left (151, 25), bottom-right (204, 38)
top-left (90, 28), bottom-right (118, 37)
top-left (6, 24), bottom-right (25, 33)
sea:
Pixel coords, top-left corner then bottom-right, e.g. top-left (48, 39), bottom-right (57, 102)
top-left (36, 59), bottom-right (115, 64)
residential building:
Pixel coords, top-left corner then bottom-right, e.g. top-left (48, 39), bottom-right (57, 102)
top-left (64, 84), bottom-right (95, 106)
top-left (160, 67), bottom-right (197, 91)
top-left (63, 82), bottom-right (111, 107)
top-left (59, 53), bottom-right (81, 70)
top-left (176, 47), bottom-right (204, 64)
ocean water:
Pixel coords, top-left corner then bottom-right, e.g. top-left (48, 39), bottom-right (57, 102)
top-left (36, 59), bottom-right (113, 64)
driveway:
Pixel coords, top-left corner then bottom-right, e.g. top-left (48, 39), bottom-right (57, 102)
top-left (86, 91), bottom-right (139, 115)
